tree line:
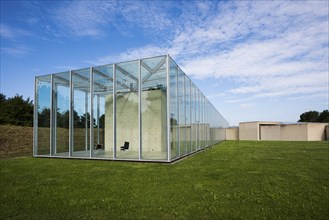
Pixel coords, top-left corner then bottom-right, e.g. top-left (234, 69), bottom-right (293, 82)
top-left (0, 93), bottom-right (328, 126)
top-left (0, 93), bottom-right (33, 126)
top-left (298, 110), bottom-right (329, 123)
top-left (1, 93), bottom-right (104, 128)
top-left (38, 107), bottom-right (104, 128)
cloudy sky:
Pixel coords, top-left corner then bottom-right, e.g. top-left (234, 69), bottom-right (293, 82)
top-left (1, 0), bottom-right (328, 125)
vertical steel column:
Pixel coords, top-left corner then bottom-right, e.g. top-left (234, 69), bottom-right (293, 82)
top-left (50, 74), bottom-right (55, 156)
top-left (85, 92), bottom-right (88, 151)
top-left (205, 99), bottom-right (209, 146)
top-left (89, 67), bottom-right (94, 158)
top-left (197, 91), bottom-right (200, 150)
top-left (189, 80), bottom-right (192, 152)
top-left (204, 98), bottom-right (206, 146)
top-left (113, 64), bottom-right (117, 159)
top-left (177, 66), bottom-right (180, 157)
top-left (202, 95), bottom-right (205, 148)
top-left (138, 59), bottom-right (142, 160)
top-left (183, 74), bottom-right (187, 154)
top-left (69, 71), bottom-right (73, 157)
top-left (97, 95), bottom-right (100, 144)
top-left (33, 77), bottom-right (38, 156)
top-left (166, 55), bottom-right (171, 162)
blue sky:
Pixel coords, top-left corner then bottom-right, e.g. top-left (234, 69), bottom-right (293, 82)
top-left (1, 0), bottom-right (328, 126)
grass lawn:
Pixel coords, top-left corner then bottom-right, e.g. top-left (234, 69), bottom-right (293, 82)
top-left (1, 141), bottom-right (328, 219)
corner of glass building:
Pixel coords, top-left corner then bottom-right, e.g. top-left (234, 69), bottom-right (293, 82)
top-left (33, 55), bottom-right (229, 162)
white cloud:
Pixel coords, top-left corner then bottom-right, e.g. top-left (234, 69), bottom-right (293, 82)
top-left (53, 1), bottom-right (117, 37)
top-left (239, 103), bottom-right (255, 109)
top-left (52, 0), bottom-right (175, 38)
top-left (91, 1), bottom-right (328, 101)
top-left (0, 23), bottom-right (32, 40)
top-left (92, 45), bottom-right (169, 65)
top-left (207, 93), bottom-right (226, 99)
top-left (1, 45), bottom-right (31, 57)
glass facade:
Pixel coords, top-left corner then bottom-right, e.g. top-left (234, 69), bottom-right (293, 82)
top-left (33, 55), bottom-right (229, 162)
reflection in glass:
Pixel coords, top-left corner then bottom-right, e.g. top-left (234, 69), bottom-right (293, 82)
top-left (36, 76), bottom-right (51, 155)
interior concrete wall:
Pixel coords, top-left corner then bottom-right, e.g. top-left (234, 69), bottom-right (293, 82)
top-left (226, 127), bottom-right (239, 140)
top-left (141, 89), bottom-right (167, 152)
top-left (260, 125), bottom-right (281, 140)
top-left (104, 89), bottom-right (166, 152)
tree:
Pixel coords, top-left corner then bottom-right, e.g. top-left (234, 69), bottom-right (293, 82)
top-left (318, 110), bottom-right (329, 122)
top-left (0, 93), bottom-right (33, 126)
top-left (298, 110), bottom-right (329, 123)
top-left (38, 107), bottom-right (50, 127)
top-left (0, 93), bottom-right (7, 124)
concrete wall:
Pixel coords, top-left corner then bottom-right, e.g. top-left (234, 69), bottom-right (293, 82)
top-left (239, 122), bottom-right (279, 140)
top-left (307, 123), bottom-right (328, 141)
top-left (226, 127), bottom-right (239, 140)
top-left (210, 128), bottom-right (226, 142)
top-left (239, 122), bottom-right (259, 140)
top-left (260, 125), bottom-right (280, 140)
top-left (104, 89), bottom-right (166, 152)
top-left (326, 126), bottom-right (329, 141)
top-left (238, 121), bottom-right (327, 141)
top-left (280, 124), bottom-right (308, 141)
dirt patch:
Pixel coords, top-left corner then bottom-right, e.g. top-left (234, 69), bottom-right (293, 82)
top-left (0, 125), bottom-right (33, 158)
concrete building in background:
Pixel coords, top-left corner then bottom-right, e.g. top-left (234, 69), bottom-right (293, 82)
top-left (33, 55), bottom-right (229, 162)
top-left (239, 121), bottom-right (280, 141)
top-left (225, 127), bottom-right (239, 140)
top-left (237, 121), bottom-right (328, 141)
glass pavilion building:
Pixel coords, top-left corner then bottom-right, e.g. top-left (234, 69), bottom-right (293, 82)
top-left (33, 55), bottom-right (229, 162)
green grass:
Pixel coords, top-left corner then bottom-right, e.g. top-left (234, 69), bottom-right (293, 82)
top-left (1, 141), bottom-right (328, 219)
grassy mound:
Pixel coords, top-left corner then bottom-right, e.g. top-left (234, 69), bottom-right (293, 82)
top-left (0, 125), bottom-right (32, 158)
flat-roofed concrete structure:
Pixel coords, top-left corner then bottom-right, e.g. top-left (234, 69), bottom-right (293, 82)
top-left (239, 121), bottom-right (280, 141)
top-left (237, 121), bottom-right (328, 141)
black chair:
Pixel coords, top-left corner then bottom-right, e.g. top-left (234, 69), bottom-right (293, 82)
top-left (95, 144), bottom-right (103, 150)
top-left (120, 142), bottom-right (129, 151)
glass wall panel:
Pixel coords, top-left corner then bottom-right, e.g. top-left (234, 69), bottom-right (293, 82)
top-left (53, 71), bottom-right (70, 156)
top-left (196, 88), bottom-right (200, 150)
top-left (208, 102), bottom-right (229, 145)
top-left (191, 84), bottom-right (196, 152)
top-left (115, 61), bottom-right (139, 159)
top-left (178, 68), bottom-right (186, 156)
top-left (200, 92), bottom-right (205, 148)
top-left (71, 68), bottom-right (90, 157)
top-left (205, 100), bottom-right (209, 147)
top-left (36, 75), bottom-right (51, 155)
top-left (185, 76), bottom-right (191, 153)
top-left (210, 106), bottom-right (215, 145)
top-left (170, 58), bottom-right (179, 159)
top-left (93, 65), bottom-right (113, 158)
top-left (141, 56), bottom-right (167, 160)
